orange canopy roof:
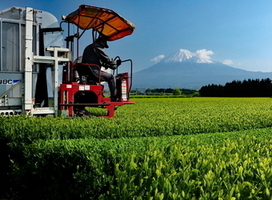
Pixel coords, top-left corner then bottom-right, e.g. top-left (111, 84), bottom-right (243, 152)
top-left (64, 5), bottom-right (135, 41)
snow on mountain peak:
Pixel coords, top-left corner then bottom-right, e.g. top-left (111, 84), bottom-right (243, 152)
top-left (164, 49), bottom-right (214, 63)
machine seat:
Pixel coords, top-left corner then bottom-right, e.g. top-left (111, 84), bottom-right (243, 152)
top-left (75, 63), bottom-right (101, 85)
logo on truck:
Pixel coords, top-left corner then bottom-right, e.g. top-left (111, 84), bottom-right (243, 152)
top-left (0, 79), bottom-right (20, 85)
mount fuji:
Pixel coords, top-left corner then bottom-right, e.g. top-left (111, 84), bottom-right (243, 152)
top-left (164, 49), bottom-right (213, 63)
top-left (132, 49), bottom-right (272, 90)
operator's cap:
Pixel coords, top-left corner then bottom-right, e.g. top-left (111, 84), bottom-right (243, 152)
top-left (96, 35), bottom-right (109, 48)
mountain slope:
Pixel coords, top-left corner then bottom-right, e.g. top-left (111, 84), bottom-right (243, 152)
top-left (132, 49), bottom-right (272, 90)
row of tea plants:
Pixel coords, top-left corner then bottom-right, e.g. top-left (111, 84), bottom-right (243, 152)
top-left (2, 98), bottom-right (272, 139)
top-left (1, 98), bottom-right (272, 199)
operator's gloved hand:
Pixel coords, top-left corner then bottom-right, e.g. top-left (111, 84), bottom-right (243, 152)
top-left (116, 59), bottom-right (121, 66)
top-left (108, 59), bottom-right (117, 70)
top-left (110, 59), bottom-right (117, 65)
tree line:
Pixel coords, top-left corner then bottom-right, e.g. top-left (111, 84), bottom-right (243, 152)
top-left (132, 88), bottom-right (198, 95)
top-left (199, 78), bottom-right (272, 97)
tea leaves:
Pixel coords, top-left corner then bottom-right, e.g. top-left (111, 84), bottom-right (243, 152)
top-left (2, 97), bottom-right (272, 199)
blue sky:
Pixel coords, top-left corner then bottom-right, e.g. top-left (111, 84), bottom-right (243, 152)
top-left (1, 0), bottom-right (272, 72)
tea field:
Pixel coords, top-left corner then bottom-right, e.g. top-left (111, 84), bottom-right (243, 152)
top-left (1, 97), bottom-right (272, 199)
top-left (3, 97), bottom-right (272, 139)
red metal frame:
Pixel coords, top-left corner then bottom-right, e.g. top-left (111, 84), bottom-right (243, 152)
top-left (59, 71), bottom-right (134, 118)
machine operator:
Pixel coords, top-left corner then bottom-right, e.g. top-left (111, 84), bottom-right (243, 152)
top-left (79, 35), bottom-right (121, 101)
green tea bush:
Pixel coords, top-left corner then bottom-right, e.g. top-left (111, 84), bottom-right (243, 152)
top-left (10, 137), bottom-right (148, 199)
top-left (110, 133), bottom-right (272, 199)
top-left (1, 98), bottom-right (272, 142)
top-left (2, 98), bottom-right (272, 199)
top-left (8, 130), bottom-right (272, 199)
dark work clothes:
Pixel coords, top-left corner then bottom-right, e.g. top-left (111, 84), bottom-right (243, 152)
top-left (81, 41), bottom-right (117, 98)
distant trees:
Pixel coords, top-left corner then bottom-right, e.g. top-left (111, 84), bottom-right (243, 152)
top-left (144, 88), bottom-right (197, 95)
top-left (131, 88), bottom-right (198, 96)
top-left (172, 88), bottom-right (182, 95)
top-left (145, 88), bottom-right (174, 94)
top-left (199, 78), bottom-right (272, 97)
